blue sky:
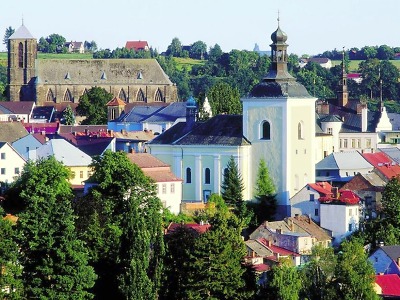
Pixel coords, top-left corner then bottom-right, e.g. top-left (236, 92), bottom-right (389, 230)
top-left (2, 0), bottom-right (399, 55)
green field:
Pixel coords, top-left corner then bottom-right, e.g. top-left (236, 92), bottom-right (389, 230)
top-left (332, 59), bottom-right (400, 72)
top-left (173, 57), bottom-right (205, 71)
top-left (0, 51), bottom-right (92, 63)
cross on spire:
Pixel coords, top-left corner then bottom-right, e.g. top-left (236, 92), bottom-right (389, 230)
top-left (277, 10), bottom-right (280, 26)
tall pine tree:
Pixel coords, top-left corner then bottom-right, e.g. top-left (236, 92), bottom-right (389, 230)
top-left (12, 157), bottom-right (96, 299)
top-left (221, 156), bottom-right (244, 209)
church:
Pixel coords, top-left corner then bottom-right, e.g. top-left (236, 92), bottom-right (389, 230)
top-left (7, 23), bottom-right (178, 105)
top-left (148, 22), bottom-right (317, 216)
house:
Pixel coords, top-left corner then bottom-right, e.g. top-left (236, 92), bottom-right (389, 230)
top-left (369, 246), bottom-right (400, 275)
top-left (347, 73), bottom-right (363, 84)
top-left (28, 139), bottom-right (92, 187)
top-left (315, 151), bottom-right (374, 185)
top-left (30, 106), bottom-right (55, 123)
top-left (0, 142), bottom-right (26, 187)
top-left (361, 151), bottom-right (400, 181)
top-left (127, 152), bottom-right (183, 214)
top-left (65, 41), bottom-right (85, 53)
top-left (299, 57), bottom-right (332, 69)
top-left (12, 133), bottom-right (48, 160)
top-left (125, 41), bottom-right (150, 52)
top-left (341, 171), bottom-right (385, 219)
top-left (23, 122), bottom-right (59, 138)
top-left (113, 130), bottom-right (155, 153)
top-left (290, 181), bottom-right (333, 223)
top-left (165, 222), bottom-right (211, 235)
top-left (375, 274), bottom-right (400, 298)
top-left (0, 122), bottom-right (29, 143)
top-left (319, 190), bottom-right (360, 245)
top-left (0, 101), bottom-right (35, 122)
top-left (380, 146), bottom-right (400, 164)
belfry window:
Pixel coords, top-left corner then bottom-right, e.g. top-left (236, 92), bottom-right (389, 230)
top-left (18, 42), bottom-right (24, 68)
top-left (186, 168), bottom-right (192, 184)
top-left (205, 168), bottom-right (211, 184)
top-left (261, 121), bottom-right (271, 140)
top-left (298, 122), bottom-right (304, 140)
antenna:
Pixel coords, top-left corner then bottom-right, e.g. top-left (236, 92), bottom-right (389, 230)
top-left (277, 10), bottom-right (280, 26)
top-left (22, 14), bottom-right (24, 26)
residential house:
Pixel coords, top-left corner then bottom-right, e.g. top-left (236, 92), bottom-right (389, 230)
top-left (28, 139), bottom-right (92, 187)
top-left (380, 146), bottom-right (400, 164)
top-left (12, 133), bottom-right (48, 160)
top-left (127, 153), bottom-right (183, 214)
top-left (362, 151), bottom-right (400, 181)
top-left (30, 106), bottom-right (55, 123)
top-left (299, 57), bottom-right (332, 69)
top-left (0, 122), bottom-right (28, 143)
top-left (65, 41), bottom-right (85, 53)
top-left (374, 274), bottom-right (400, 299)
top-left (0, 101), bottom-right (35, 122)
top-left (319, 190), bottom-right (360, 245)
top-left (113, 129), bottom-right (155, 153)
top-left (290, 182), bottom-right (333, 223)
top-left (347, 73), bottom-right (363, 84)
top-left (0, 142), bottom-right (26, 187)
top-left (369, 246), bottom-right (400, 275)
top-left (315, 151), bottom-right (374, 185)
top-left (23, 122), bottom-right (59, 138)
top-left (341, 170), bottom-right (385, 219)
top-left (125, 41), bottom-right (150, 52)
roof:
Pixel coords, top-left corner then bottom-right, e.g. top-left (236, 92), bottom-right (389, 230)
top-left (166, 222), bottom-right (210, 234)
top-left (362, 152), bottom-right (400, 180)
top-left (379, 147), bottom-right (400, 165)
top-left (35, 59), bottom-right (172, 85)
top-left (9, 24), bottom-right (34, 39)
top-left (257, 238), bottom-right (301, 257)
top-left (0, 122), bottom-right (28, 143)
top-left (113, 130), bottom-right (155, 141)
top-left (286, 215), bottom-right (332, 242)
top-left (375, 274), bottom-right (400, 296)
top-left (106, 97), bottom-right (126, 107)
top-left (0, 101), bottom-right (34, 114)
top-left (316, 151), bottom-right (373, 170)
top-left (118, 106), bottom-right (164, 123)
top-left (309, 57), bottom-right (331, 64)
top-left (29, 139), bottom-right (92, 166)
top-left (58, 133), bottom-right (114, 157)
top-left (23, 122), bottom-right (59, 135)
top-left (245, 240), bottom-right (273, 257)
top-left (31, 106), bottom-right (54, 121)
top-left (125, 41), bottom-right (149, 51)
top-left (308, 182), bottom-right (333, 196)
top-left (379, 246), bottom-right (400, 262)
top-left (59, 124), bottom-right (108, 134)
top-left (249, 80), bottom-right (313, 98)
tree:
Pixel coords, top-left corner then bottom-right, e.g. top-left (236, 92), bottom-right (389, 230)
top-left (38, 33), bottom-right (67, 53)
top-left (208, 44), bottom-right (223, 63)
top-left (84, 40), bottom-right (98, 52)
top-left (377, 44), bottom-right (395, 60)
top-left (381, 177), bottom-right (400, 226)
top-left (76, 86), bottom-right (113, 125)
top-left (3, 26), bottom-right (14, 51)
top-left (334, 240), bottom-right (379, 300)
top-left (265, 262), bottom-right (302, 300)
top-left (166, 37), bottom-right (182, 57)
top-left (208, 82), bottom-right (242, 115)
top-left (185, 212), bottom-right (252, 299)
top-left (63, 104), bottom-right (75, 125)
top-left (190, 41), bottom-right (207, 59)
top-left (221, 156), bottom-right (244, 210)
top-left (75, 151), bottom-right (164, 299)
top-left (0, 207), bottom-right (23, 299)
top-left (12, 157), bottom-right (96, 299)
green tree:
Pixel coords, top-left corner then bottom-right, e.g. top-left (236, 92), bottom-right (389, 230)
top-left (76, 86), bottom-right (113, 125)
top-left (0, 207), bottom-right (23, 299)
top-left (190, 41), bottom-right (207, 59)
top-left (186, 212), bottom-right (251, 299)
top-left (208, 44), bottom-right (223, 63)
top-left (3, 26), bottom-right (14, 51)
top-left (208, 82), bottom-right (242, 115)
top-left (377, 44), bottom-right (395, 60)
top-left (75, 151), bottom-right (164, 299)
top-left (221, 156), bottom-right (244, 210)
top-left (265, 262), bottom-right (302, 300)
top-left (381, 177), bottom-right (400, 226)
top-left (166, 37), bottom-right (182, 57)
top-left (334, 240), bottom-right (379, 300)
top-left (12, 157), bottom-right (96, 299)
top-left (38, 33), bottom-right (67, 53)
top-left (63, 104), bottom-right (75, 125)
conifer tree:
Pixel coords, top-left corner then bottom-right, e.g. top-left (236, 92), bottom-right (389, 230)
top-left (221, 156), bottom-right (244, 209)
top-left (12, 157), bottom-right (96, 299)
top-left (63, 104), bottom-right (75, 125)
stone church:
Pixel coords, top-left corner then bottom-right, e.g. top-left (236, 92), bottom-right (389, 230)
top-left (7, 24), bottom-right (178, 106)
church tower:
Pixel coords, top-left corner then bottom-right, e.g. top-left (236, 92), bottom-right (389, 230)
top-left (337, 48), bottom-right (348, 107)
top-left (7, 22), bottom-right (37, 102)
top-left (242, 19), bottom-right (317, 217)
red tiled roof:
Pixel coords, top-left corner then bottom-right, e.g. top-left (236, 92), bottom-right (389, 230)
top-left (252, 264), bottom-right (270, 272)
top-left (127, 153), bottom-right (169, 168)
top-left (167, 222), bottom-right (211, 234)
top-left (125, 41), bottom-right (149, 51)
top-left (106, 97), bottom-right (126, 107)
top-left (320, 189), bottom-right (360, 205)
top-left (257, 238), bottom-right (300, 257)
top-left (308, 182), bottom-right (333, 196)
top-left (23, 122), bottom-right (59, 134)
top-left (347, 73), bottom-right (362, 79)
top-left (376, 274), bottom-right (400, 296)
top-left (362, 152), bottom-right (400, 180)
top-left (0, 101), bottom-right (35, 114)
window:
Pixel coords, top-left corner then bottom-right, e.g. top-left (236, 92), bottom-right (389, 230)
top-left (14, 167), bottom-right (20, 175)
top-left (349, 208), bottom-right (352, 216)
top-left (162, 184), bottom-right (167, 194)
top-left (205, 168), bottom-right (211, 184)
top-left (186, 168), bottom-right (192, 183)
top-left (327, 127), bottom-right (333, 135)
top-left (18, 42), bottom-right (24, 68)
top-left (294, 174), bottom-right (299, 190)
top-left (366, 138), bottom-right (372, 148)
top-left (26, 146), bottom-right (30, 152)
top-left (348, 224), bottom-right (352, 232)
top-left (357, 139), bottom-right (361, 148)
top-left (310, 194), bottom-right (315, 201)
top-left (261, 121), bottom-right (271, 140)
top-left (71, 171), bottom-right (76, 179)
top-left (298, 122), bottom-right (304, 139)
top-left (351, 139), bottom-right (356, 148)
top-left (315, 208), bottom-right (319, 216)
top-left (170, 183), bottom-right (175, 194)
top-left (156, 184), bottom-right (159, 194)
top-left (0, 153), bottom-right (5, 159)
top-left (0, 168), bottom-right (5, 175)
top-left (343, 139), bottom-right (348, 148)
top-left (339, 139), bottom-right (342, 148)
top-left (80, 171), bottom-right (84, 178)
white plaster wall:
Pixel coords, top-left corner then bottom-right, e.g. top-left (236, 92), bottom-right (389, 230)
top-left (290, 186), bottom-right (321, 223)
top-left (157, 180), bottom-right (182, 214)
top-left (0, 144), bottom-right (26, 184)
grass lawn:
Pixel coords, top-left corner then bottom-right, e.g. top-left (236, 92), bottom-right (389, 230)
top-left (332, 60), bottom-right (400, 72)
top-left (173, 57), bottom-right (205, 71)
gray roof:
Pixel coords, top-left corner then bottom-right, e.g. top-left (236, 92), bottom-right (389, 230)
top-left (144, 102), bottom-right (186, 123)
top-left (245, 240), bottom-right (273, 257)
top-left (29, 139), bottom-right (92, 166)
top-left (249, 80), bottom-right (313, 98)
top-left (378, 246), bottom-right (400, 261)
top-left (0, 122), bottom-right (28, 143)
top-left (9, 24), bottom-right (34, 39)
top-left (150, 115), bottom-right (251, 146)
top-left (379, 147), bottom-right (400, 164)
top-left (35, 59), bottom-right (173, 85)
top-left (120, 106), bottom-right (163, 123)
top-left (320, 115), bottom-right (342, 122)
top-left (388, 112), bottom-right (400, 131)
top-left (316, 151), bottom-right (373, 170)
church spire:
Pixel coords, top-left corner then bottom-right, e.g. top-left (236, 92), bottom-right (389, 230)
top-left (337, 47), bottom-right (348, 107)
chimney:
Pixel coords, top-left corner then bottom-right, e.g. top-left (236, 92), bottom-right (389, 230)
top-left (332, 187), bottom-right (339, 199)
top-left (361, 105), bottom-right (368, 132)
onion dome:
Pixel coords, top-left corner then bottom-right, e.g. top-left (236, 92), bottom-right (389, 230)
top-left (186, 96), bottom-right (197, 108)
top-left (271, 26), bottom-right (287, 44)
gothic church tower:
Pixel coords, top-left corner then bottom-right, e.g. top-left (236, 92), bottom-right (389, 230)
top-left (7, 22), bottom-right (37, 102)
top-left (241, 20), bottom-right (317, 217)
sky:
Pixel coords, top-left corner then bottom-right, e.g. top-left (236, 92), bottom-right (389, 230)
top-left (2, 0), bottom-right (400, 56)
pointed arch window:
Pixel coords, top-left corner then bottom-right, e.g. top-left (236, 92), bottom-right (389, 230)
top-left (298, 121), bottom-right (304, 140)
top-left (155, 88), bottom-right (163, 102)
top-left (119, 89), bottom-right (127, 102)
top-left (205, 168), bottom-right (211, 184)
top-left (136, 89), bottom-right (145, 102)
top-left (186, 168), bottom-right (192, 184)
top-left (261, 121), bottom-right (271, 140)
top-left (63, 89), bottom-right (73, 102)
top-left (18, 42), bottom-right (24, 68)
top-left (46, 89), bottom-right (55, 102)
